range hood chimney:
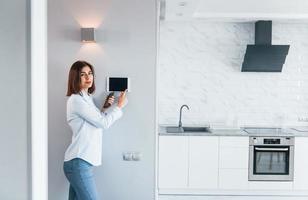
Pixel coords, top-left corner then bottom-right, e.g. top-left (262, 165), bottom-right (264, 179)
top-left (241, 21), bottom-right (290, 72)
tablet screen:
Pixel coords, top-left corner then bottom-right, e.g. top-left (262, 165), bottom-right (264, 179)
top-left (109, 77), bottom-right (128, 91)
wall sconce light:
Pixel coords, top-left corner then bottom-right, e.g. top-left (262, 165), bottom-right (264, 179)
top-left (81, 28), bottom-right (95, 43)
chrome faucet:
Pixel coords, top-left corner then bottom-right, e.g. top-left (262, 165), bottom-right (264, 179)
top-left (178, 104), bottom-right (189, 128)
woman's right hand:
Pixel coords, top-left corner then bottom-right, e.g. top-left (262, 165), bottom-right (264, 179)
top-left (117, 90), bottom-right (127, 108)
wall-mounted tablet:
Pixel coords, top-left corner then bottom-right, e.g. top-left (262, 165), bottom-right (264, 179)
top-left (106, 77), bottom-right (130, 92)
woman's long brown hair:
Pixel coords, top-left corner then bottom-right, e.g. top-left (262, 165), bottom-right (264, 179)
top-left (66, 60), bottom-right (96, 96)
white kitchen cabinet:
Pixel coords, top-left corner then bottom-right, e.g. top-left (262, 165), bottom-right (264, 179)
top-left (219, 136), bottom-right (248, 148)
top-left (158, 136), bottom-right (189, 189)
top-left (219, 169), bottom-right (249, 190)
top-left (158, 134), bottom-right (308, 195)
top-left (293, 137), bottom-right (308, 190)
top-left (219, 137), bottom-right (249, 189)
top-left (188, 136), bottom-right (219, 189)
top-left (219, 146), bottom-right (249, 169)
top-left (159, 136), bottom-right (249, 190)
top-left (219, 137), bottom-right (249, 169)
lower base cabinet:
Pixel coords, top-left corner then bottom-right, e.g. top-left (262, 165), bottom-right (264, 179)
top-left (158, 136), bottom-right (219, 189)
top-left (158, 136), bottom-right (188, 189)
top-left (189, 137), bottom-right (219, 189)
top-left (218, 137), bottom-right (249, 189)
top-left (219, 169), bottom-right (249, 189)
top-left (158, 135), bottom-right (308, 193)
top-left (293, 137), bottom-right (308, 190)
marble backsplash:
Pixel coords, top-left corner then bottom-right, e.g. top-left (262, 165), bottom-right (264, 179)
top-left (158, 21), bottom-right (308, 128)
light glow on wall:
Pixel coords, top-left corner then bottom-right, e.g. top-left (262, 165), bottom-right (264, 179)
top-left (77, 43), bottom-right (104, 59)
top-left (66, 0), bottom-right (109, 29)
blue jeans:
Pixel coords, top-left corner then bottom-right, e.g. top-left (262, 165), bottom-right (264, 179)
top-left (63, 158), bottom-right (99, 200)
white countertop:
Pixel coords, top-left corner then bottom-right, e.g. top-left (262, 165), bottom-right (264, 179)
top-left (159, 125), bottom-right (308, 137)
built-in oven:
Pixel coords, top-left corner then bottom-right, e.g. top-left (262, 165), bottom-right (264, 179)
top-left (249, 136), bottom-right (294, 181)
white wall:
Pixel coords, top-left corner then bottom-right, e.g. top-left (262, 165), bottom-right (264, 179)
top-left (48, 0), bottom-right (157, 200)
top-left (0, 0), bottom-right (30, 199)
top-left (158, 21), bottom-right (308, 128)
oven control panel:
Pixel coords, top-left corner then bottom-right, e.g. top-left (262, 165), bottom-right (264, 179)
top-left (250, 136), bottom-right (294, 146)
top-left (264, 138), bottom-right (280, 144)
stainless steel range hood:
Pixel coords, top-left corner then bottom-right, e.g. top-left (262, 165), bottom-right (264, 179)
top-left (242, 21), bottom-right (290, 72)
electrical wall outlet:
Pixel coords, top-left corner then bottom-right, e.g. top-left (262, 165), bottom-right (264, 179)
top-left (298, 117), bottom-right (308, 122)
top-left (122, 152), bottom-right (142, 161)
top-left (122, 152), bottom-right (133, 161)
top-left (132, 152), bottom-right (142, 161)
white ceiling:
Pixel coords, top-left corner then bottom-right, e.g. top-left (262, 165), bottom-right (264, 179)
top-left (161, 0), bottom-right (308, 22)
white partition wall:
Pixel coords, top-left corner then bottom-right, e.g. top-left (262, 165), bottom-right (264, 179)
top-left (48, 0), bottom-right (157, 199)
top-left (31, 0), bottom-right (48, 200)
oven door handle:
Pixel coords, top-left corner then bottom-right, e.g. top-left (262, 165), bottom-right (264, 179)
top-left (255, 147), bottom-right (289, 151)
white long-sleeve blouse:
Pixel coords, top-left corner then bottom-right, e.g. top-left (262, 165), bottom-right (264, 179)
top-left (64, 91), bottom-right (123, 166)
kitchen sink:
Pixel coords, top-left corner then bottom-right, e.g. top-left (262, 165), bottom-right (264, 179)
top-left (166, 126), bottom-right (184, 133)
top-left (166, 126), bottom-right (211, 133)
top-left (183, 126), bottom-right (211, 133)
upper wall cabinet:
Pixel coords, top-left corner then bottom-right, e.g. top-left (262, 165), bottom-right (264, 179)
top-left (160, 0), bottom-right (308, 21)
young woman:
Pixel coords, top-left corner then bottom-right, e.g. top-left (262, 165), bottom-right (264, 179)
top-left (63, 60), bottom-right (127, 200)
